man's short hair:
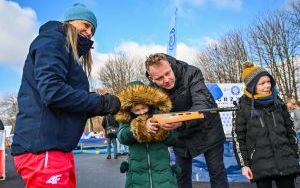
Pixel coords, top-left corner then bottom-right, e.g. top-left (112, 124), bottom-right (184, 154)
top-left (145, 53), bottom-right (168, 71)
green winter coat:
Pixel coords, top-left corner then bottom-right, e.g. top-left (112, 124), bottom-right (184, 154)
top-left (115, 83), bottom-right (181, 188)
top-left (118, 122), bottom-right (178, 188)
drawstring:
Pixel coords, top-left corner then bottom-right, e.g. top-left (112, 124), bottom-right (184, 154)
top-left (44, 151), bottom-right (49, 168)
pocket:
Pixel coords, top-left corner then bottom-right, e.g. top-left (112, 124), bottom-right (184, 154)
top-left (247, 143), bottom-right (256, 162)
top-left (14, 152), bottom-right (43, 183)
top-left (36, 151), bottom-right (74, 186)
top-left (14, 153), bottom-right (38, 172)
top-left (14, 154), bottom-right (26, 173)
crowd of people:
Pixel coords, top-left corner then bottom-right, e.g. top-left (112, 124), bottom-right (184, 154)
top-left (9, 3), bottom-right (300, 188)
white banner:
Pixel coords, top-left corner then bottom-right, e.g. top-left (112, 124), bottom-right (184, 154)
top-left (206, 83), bottom-right (244, 137)
top-left (167, 8), bottom-right (177, 57)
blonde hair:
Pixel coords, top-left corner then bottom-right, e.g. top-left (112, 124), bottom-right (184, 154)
top-left (287, 98), bottom-right (300, 110)
top-left (145, 53), bottom-right (168, 71)
top-left (63, 22), bottom-right (93, 76)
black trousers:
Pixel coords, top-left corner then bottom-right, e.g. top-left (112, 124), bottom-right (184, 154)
top-left (175, 143), bottom-right (229, 188)
top-left (256, 175), bottom-right (296, 188)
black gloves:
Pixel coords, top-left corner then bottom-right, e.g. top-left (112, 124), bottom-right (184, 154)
top-left (98, 94), bottom-right (121, 115)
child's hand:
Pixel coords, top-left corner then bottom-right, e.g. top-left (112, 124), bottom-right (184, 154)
top-left (241, 166), bottom-right (253, 180)
top-left (160, 122), bottom-right (183, 131)
top-left (146, 118), bottom-right (159, 134)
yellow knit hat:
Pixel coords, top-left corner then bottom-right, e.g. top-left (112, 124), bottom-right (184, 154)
top-left (242, 61), bottom-right (268, 86)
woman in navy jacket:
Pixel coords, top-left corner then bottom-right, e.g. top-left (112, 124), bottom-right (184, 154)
top-left (12, 4), bottom-right (120, 188)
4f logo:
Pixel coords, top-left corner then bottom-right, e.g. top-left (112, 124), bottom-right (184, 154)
top-left (46, 174), bottom-right (62, 184)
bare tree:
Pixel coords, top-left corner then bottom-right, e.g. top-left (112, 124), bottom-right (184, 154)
top-left (0, 95), bottom-right (18, 134)
top-left (291, 0), bottom-right (300, 28)
top-left (97, 52), bottom-right (148, 94)
top-left (197, 51), bottom-right (219, 83)
top-left (196, 30), bottom-right (248, 83)
top-left (290, 0), bottom-right (300, 102)
top-left (248, 11), bottom-right (299, 101)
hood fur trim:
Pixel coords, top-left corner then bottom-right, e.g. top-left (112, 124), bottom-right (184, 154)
top-left (130, 114), bottom-right (168, 143)
top-left (115, 84), bottom-right (172, 123)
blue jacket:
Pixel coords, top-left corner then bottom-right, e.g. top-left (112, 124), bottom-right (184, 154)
top-left (12, 21), bottom-right (102, 155)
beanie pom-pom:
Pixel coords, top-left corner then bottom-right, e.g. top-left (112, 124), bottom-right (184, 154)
top-left (243, 61), bottom-right (254, 70)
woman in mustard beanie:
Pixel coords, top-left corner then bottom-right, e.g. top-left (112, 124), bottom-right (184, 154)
top-left (232, 62), bottom-right (300, 188)
top-left (12, 3), bottom-right (120, 188)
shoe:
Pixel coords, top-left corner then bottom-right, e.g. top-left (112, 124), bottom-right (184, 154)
top-left (114, 155), bottom-right (118, 159)
top-left (106, 155), bottom-right (111, 159)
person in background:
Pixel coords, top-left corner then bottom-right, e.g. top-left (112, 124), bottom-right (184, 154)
top-left (287, 98), bottom-right (300, 133)
top-left (232, 62), bottom-right (300, 188)
top-left (11, 3), bottom-right (120, 188)
top-left (145, 53), bottom-right (228, 188)
top-left (116, 81), bottom-right (183, 188)
top-left (102, 114), bottom-right (119, 159)
top-left (0, 119), bottom-right (4, 131)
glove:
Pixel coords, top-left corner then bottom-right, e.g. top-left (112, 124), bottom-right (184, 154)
top-left (120, 161), bottom-right (129, 173)
top-left (99, 94), bottom-right (121, 115)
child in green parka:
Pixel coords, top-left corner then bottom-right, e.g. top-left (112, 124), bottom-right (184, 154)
top-left (115, 81), bottom-right (182, 188)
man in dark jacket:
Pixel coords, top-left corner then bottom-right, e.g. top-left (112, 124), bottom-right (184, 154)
top-left (102, 114), bottom-right (119, 159)
top-left (145, 53), bottom-right (228, 188)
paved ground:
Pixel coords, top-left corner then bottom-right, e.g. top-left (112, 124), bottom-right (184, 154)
top-left (0, 148), bottom-right (299, 188)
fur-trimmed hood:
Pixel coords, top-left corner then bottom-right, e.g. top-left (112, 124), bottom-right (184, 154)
top-left (115, 84), bottom-right (172, 122)
top-left (115, 84), bottom-right (172, 143)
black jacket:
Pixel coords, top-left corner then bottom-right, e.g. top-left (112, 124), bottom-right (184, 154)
top-left (0, 119), bottom-right (4, 131)
top-left (232, 96), bottom-right (300, 181)
top-left (148, 54), bottom-right (225, 158)
top-left (102, 115), bottom-right (119, 138)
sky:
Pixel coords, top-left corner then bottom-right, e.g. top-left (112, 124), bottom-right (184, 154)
top-left (0, 0), bottom-right (293, 100)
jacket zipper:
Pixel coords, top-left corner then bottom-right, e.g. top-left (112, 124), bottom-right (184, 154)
top-left (250, 148), bottom-right (255, 160)
top-left (271, 112), bottom-right (277, 128)
top-left (146, 143), bottom-right (153, 188)
top-left (265, 112), bottom-right (282, 173)
top-left (258, 117), bottom-right (265, 128)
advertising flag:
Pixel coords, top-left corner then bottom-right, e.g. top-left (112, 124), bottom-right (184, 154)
top-left (167, 8), bottom-right (178, 57)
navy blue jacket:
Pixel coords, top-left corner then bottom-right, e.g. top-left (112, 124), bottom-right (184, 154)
top-left (12, 21), bottom-right (102, 155)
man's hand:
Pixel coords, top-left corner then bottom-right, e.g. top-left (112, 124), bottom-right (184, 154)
top-left (160, 122), bottom-right (183, 131)
top-left (241, 166), bottom-right (253, 180)
top-left (146, 118), bottom-right (159, 134)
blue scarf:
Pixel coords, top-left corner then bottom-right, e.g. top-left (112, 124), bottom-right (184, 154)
top-left (243, 88), bottom-right (279, 117)
top-left (255, 95), bottom-right (274, 108)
